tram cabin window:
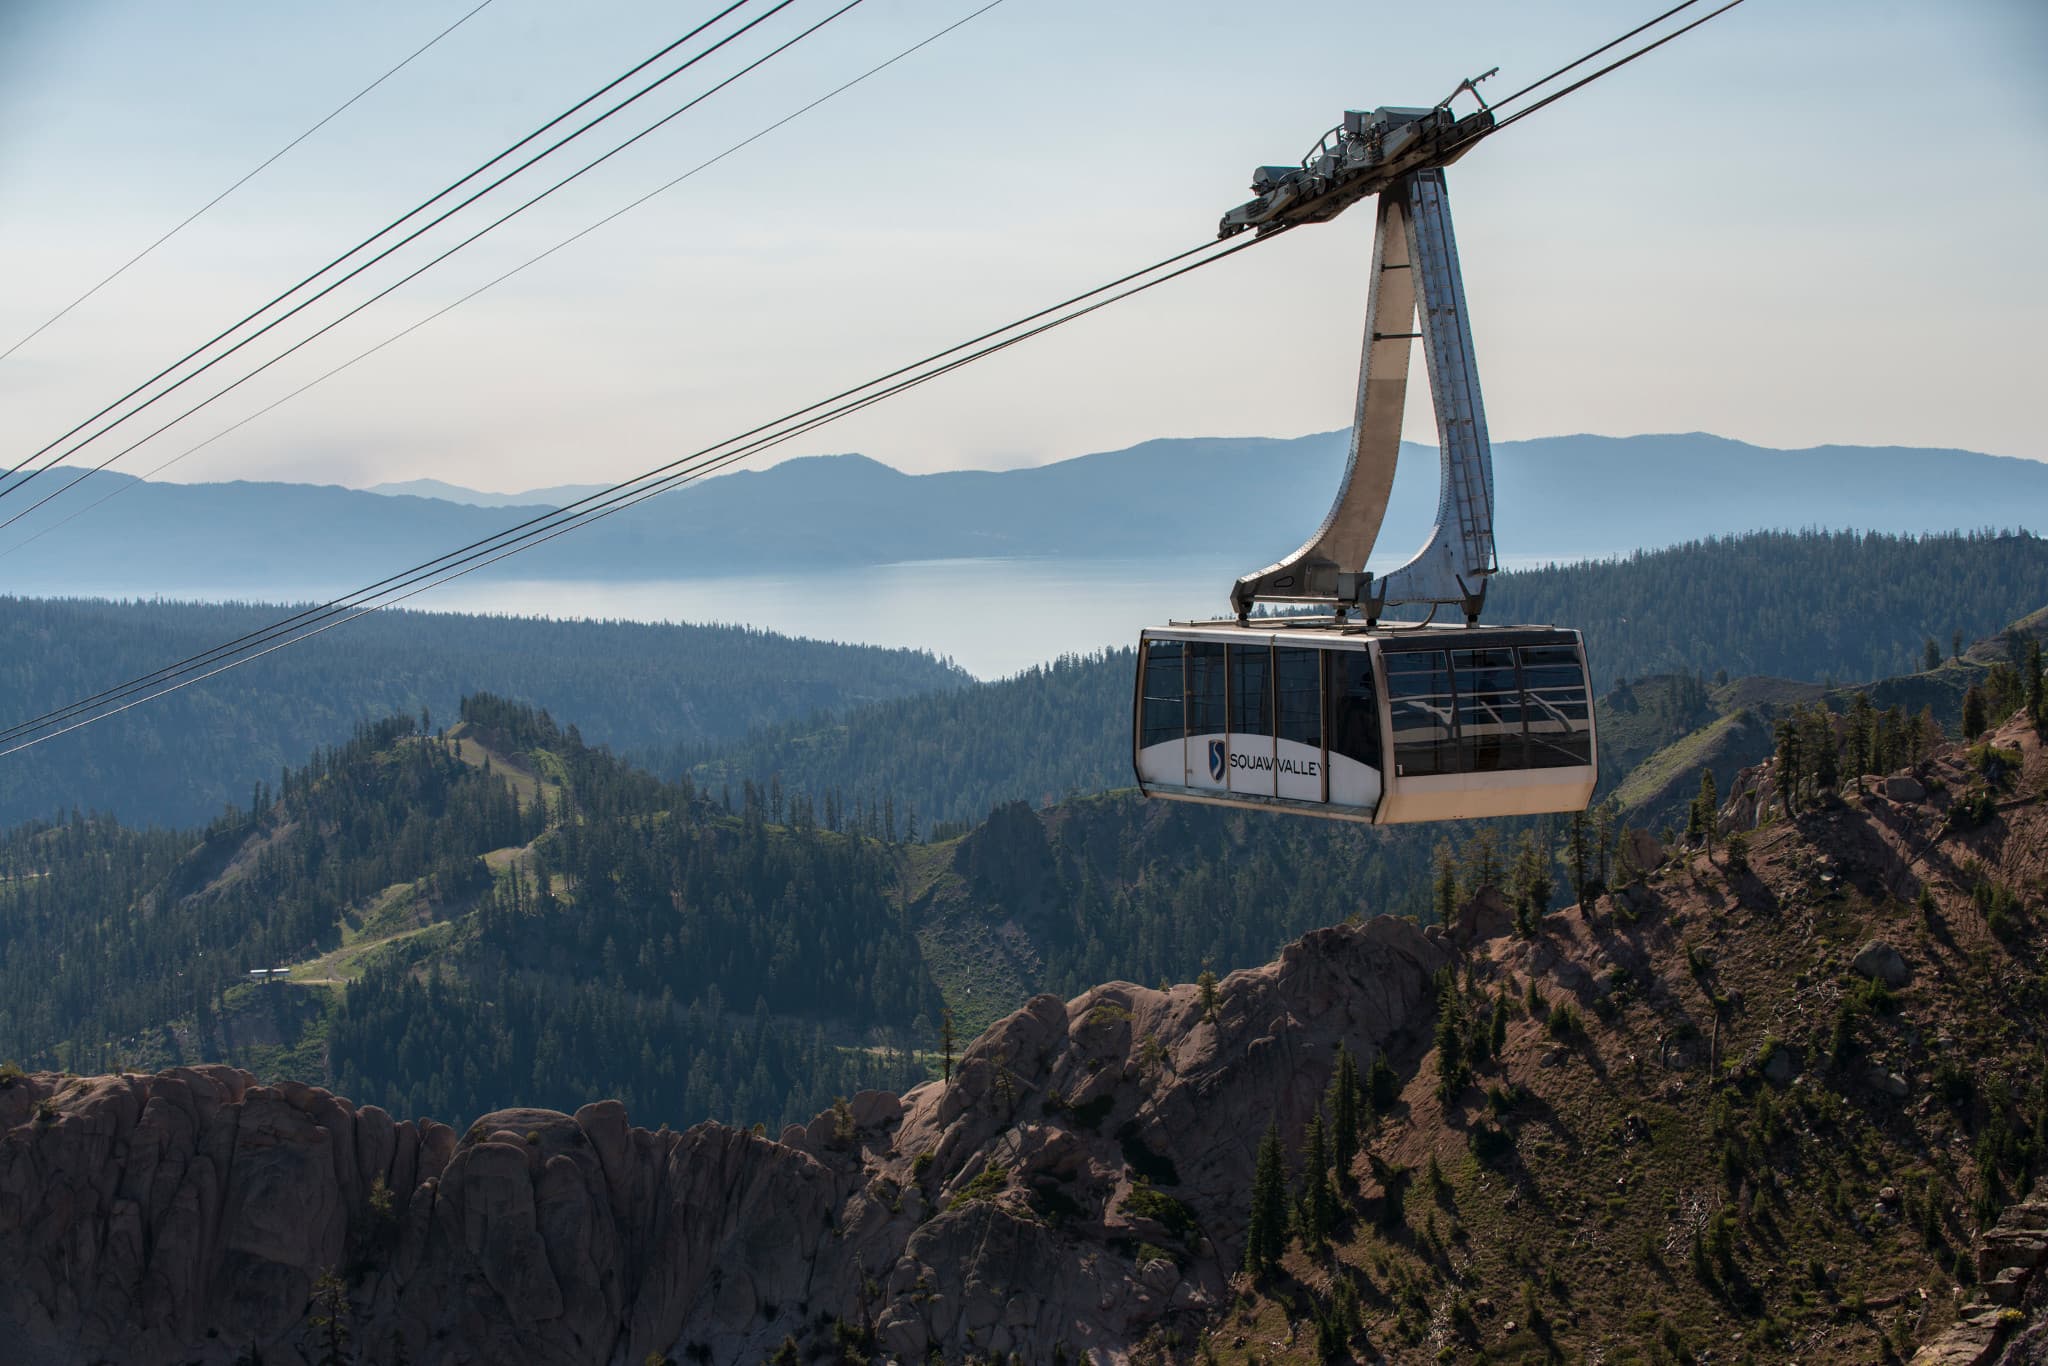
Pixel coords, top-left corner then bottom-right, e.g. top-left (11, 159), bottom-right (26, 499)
top-left (1276, 648), bottom-right (1323, 748)
top-left (1228, 644), bottom-right (1272, 736)
top-left (1520, 643), bottom-right (1593, 767)
top-left (1453, 647), bottom-right (1521, 772)
top-left (1187, 642), bottom-right (1227, 737)
top-left (1384, 638), bottom-right (1593, 777)
top-left (1140, 641), bottom-right (1184, 748)
top-left (1325, 649), bottom-right (1379, 767)
top-left (1384, 648), bottom-right (1454, 776)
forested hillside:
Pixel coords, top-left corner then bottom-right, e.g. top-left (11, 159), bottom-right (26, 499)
top-left (1482, 528), bottom-right (2048, 685)
top-left (0, 598), bottom-right (964, 828)
top-left (684, 530), bottom-right (2048, 827)
top-left (675, 649), bottom-right (1133, 835)
top-left (4, 590), bottom-right (2040, 1133)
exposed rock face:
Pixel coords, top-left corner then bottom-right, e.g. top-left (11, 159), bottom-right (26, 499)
top-left (1910, 1183), bottom-right (2048, 1366)
top-left (1854, 938), bottom-right (1912, 987)
top-left (0, 916), bottom-right (1448, 1364)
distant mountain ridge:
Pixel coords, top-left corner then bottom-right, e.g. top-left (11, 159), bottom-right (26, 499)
top-left (13, 432), bottom-right (2042, 596)
top-left (365, 477), bottom-right (611, 507)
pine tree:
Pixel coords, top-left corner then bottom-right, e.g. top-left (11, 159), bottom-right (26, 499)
top-left (309, 1270), bottom-right (350, 1366)
top-left (1924, 638), bottom-right (1943, 672)
top-left (1847, 692), bottom-right (1876, 790)
top-left (1244, 1122), bottom-right (1289, 1275)
top-left (1566, 807), bottom-right (1592, 908)
top-left (1517, 832), bottom-right (1552, 934)
top-left (1327, 1045), bottom-right (1362, 1183)
top-left (1299, 1113), bottom-right (1334, 1249)
top-left (2026, 638), bottom-right (2044, 727)
top-left (1694, 768), bottom-right (1718, 857)
top-left (1592, 798), bottom-right (1617, 889)
top-left (1773, 713), bottom-right (1805, 813)
top-left (1963, 684), bottom-right (1988, 740)
top-left (1367, 1052), bottom-right (1399, 1113)
top-left (1431, 841), bottom-right (1459, 927)
top-left (1461, 829), bottom-right (1503, 895)
top-left (1489, 995), bottom-right (1509, 1057)
top-left (1805, 707), bottom-right (1839, 793)
top-left (940, 1009), bottom-right (956, 1085)
top-left (1433, 973), bottom-right (1468, 1103)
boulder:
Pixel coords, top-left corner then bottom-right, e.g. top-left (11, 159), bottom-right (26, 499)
top-left (1455, 886), bottom-right (1514, 943)
top-left (1625, 828), bottom-right (1666, 873)
top-left (1853, 940), bottom-right (1910, 987)
top-left (1885, 774), bottom-right (1926, 803)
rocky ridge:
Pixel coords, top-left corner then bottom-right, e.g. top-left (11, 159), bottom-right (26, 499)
top-left (0, 915), bottom-right (1448, 1363)
top-left (5, 713), bottom-right (2047, 1364)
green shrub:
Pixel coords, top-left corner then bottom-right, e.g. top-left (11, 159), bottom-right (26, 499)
top-left (1120, 1181), bottom-right (1198, 1241)
top-left (1468, 1123), bottom-right (1514, 1167)
top-left (946, 1163), bottom-right (1009, 1210)
top-left (1547, 1001), bottom-right (1582, 1039)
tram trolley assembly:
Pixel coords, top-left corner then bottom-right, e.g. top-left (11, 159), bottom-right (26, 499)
top-left (1133, 620), bottom-right (1595, 824)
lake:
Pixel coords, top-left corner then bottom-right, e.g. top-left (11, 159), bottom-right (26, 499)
top-left (407, 551), bottom-right (1577, 678)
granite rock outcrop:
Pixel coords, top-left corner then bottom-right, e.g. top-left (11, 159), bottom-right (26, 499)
top-left (0, 915), bottom-right (1448, 1364)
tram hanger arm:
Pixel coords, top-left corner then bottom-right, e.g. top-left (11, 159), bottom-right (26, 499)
top-left (1216, 101), bottom-right (1495, 240)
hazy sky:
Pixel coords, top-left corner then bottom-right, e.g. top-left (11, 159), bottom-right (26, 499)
top-left (1, 0), bottom-right (2043, 504)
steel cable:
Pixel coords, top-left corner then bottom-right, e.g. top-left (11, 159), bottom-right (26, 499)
top-left (0, 0), bottom-right (765, 502)
top-left (0, 0), bottom-right (1010, 563)
top-left (0, 0), bottom-right (499, 364)
top-left (0, 234), bottom-right (1255, 751)
top-left (1, 0), bottom-right (1758, 754)
top-left (0, 0), bottom-right (869, 537)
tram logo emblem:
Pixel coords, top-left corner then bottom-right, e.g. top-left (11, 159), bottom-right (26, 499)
top-left (1207, 740), bottom-right (1227, 781)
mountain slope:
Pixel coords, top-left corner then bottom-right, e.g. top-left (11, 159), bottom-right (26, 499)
top-left (18, 433), bottom-right (2045, 595)
top-left (0, 597), bottom-right (964, 828)
top-left (680, 531), bottom-right (2048, 829)
top-left (3, 714), bottom-right (2042, 1363)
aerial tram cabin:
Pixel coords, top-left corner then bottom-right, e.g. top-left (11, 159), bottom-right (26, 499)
top-left (1133, 95), bottom-right (1599, 825)
top-left (1133, 621), bottom-right (1595, 824)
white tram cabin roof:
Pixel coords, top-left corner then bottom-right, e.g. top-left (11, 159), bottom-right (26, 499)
top-left (1132, 618), bottom-right (1597, 825)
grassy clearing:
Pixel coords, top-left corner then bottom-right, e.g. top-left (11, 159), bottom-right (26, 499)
top-left (290, 919), bottom-right (454, 986)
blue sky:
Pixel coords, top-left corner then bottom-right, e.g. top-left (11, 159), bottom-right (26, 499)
top-left (1, 0), bottom-right (2042, 498)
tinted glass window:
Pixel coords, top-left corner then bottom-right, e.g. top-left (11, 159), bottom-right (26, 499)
top-left (1228, 644), bottom-right (1273, 737)
top-left (1140, 640), bottom-right (1184, 748)
top-left (1520, 642), bottom-right (1593, 767)
top-left (1325, 649), bottom-right (1380, 766)
top-left (1187, 642), bottom-right (1226, 736)
top-left (1276, 648), bottom-right (1322, 747)
top-left (1383, 648), bottom-right (1453, 776)
top-left (1452, 647), bottom-right (1522, 772)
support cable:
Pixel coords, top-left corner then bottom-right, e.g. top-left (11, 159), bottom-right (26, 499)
top-left (1493, 0), bottom-right (1749, 133)
top-left (1, 0), bottom-right (1759, 754)
top-left (0, 0), bottom-right (766, 502)
top-left (0, 233), bottom-right (1264, 752)
top-left (0, 0), bottom-right (499, 364)
top-left (0, 0), bottom-right (1009, 563)
top-left (0, 0), bottom-right (865, 537)
top-left (1486, 0), bottom-right (1703, 111)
